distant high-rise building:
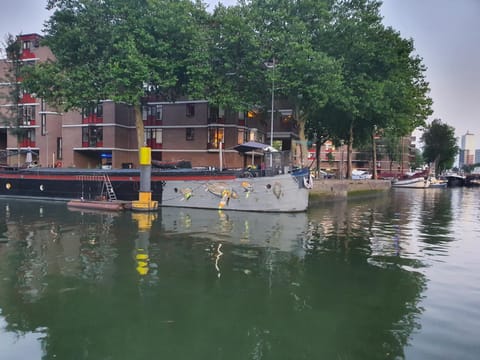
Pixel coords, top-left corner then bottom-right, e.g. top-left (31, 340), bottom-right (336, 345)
top-left (459, 131), bottom-right (475, 168)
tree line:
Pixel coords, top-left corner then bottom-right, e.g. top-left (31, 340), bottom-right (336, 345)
top-left (8, 0), bottom-right (455, 177)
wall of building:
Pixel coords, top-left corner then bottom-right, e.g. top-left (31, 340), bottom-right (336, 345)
top-left (0, 34), bottom-right (300, 171)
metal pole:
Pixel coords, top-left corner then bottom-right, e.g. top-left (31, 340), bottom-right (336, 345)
top-left (341, 146), bottom-right (344, 180)
top-left (270, 58), bottom-right (275, 168)
top-left (46, 131), bottom-right (48, 167)
top-left (219, 141), bottom-right (223, 171)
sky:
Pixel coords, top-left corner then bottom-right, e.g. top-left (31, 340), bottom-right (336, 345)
top-left (1, 0), bottom-right (479, 146)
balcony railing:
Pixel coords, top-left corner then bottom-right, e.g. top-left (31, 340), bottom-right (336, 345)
top-left (82, 115), bottom-right (103, 124)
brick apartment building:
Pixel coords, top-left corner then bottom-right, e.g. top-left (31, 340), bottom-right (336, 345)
top-left (0, 33), bottom-right (302, 170)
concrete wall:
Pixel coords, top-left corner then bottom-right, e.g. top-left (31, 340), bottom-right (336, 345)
top-left (309, 179), bottom-right (391, 204)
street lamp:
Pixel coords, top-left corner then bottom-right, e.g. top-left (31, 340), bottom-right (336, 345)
top-left (264, 58), bottom-right (275, 168)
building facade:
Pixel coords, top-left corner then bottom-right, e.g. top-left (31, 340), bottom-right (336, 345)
top-left (308, 135), bottom-right (417, 179)
top-left (1, 34), bottom-right (301, 170)
top-left (459, 131), bottom-right (475, 168)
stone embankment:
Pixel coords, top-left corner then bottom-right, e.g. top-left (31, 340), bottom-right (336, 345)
top-left (309, 179), bottom-right (391, 205)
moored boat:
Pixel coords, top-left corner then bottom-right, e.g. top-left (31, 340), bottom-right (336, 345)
top-left (442, 173), bottom-right (466, 187)
top-left (465, 173), bottom-right (480, 187)
top-left (428, 179), bottom-right (448, 188)
top-left (392, 170), bottom-right (430, 189)
top-left (0, 159), bottom-right (310, 213)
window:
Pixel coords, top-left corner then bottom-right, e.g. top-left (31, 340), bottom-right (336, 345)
top-left (22, 105), bottom-right (35, 124)
top-left (186, 103), bottom-right (195, 117)
top-left (156, 105), bottom-right (163, 120)
top-left (18, 129), bottom-right (36, 147)
top-left (82, 103), bottom-right (103, 119)
top-left (57, 137), bottom-right (63, 160)
top-left (22, 41), bottom-right (31, 50)
top-left (249, 128), bottom-right (262, 142)
top-left (82, 126), bottom-right (103, 147)
top-left (142, 105), bottom-right (163, 121)
top-left (186, 128), bottom-right (194, 141)
top-left (208, 127), bottom-right (224, 149)
top-left (237, 128), bottom-right (247, 144)
top-left (146, 128), bottom-right (162, 148)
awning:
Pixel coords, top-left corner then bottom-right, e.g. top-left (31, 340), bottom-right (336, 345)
top-left (233, 141), bottom-right (278, 153)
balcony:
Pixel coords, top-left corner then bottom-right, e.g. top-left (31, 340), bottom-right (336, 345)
top-left (82, 115), bottom-right (103, 124)
top-left (20, 49), bottom-right (36, 60)
top-left (19, 140), bottom-right (36, 148)
top-left (146, 140), bottom-right (162, 149)
top-left (20, 93), bottom-right (36, 104)
top-left (208, 117), bottom-right (225, 124)
top-left (22, 119), bottom-right (36, 126)
top-left (143, 116), bottom-right (162, 126)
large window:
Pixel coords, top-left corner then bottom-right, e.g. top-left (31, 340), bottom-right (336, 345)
top-left (249, 128), bottom-right (263, 143)
top-left (22, 105), bottom-right (36, 125)
top-left (82, 126), bottom-right (103, 147)
top-left (22, 40), bottom-right (31, 51)
top-left (208, 127), bottom-right (224, 149)
top-left (18, 129), bottom-right (36, 147)
top-left (82, 103), bottom-right (103, 122)
top-left (142, 105), bottom-right (163, 121)
top-left (82, 103), bottom-right (103, 118)
top-left (237, 128), bottom-right (247, 144)
top-left (146, 128), bottom-right (162, 148)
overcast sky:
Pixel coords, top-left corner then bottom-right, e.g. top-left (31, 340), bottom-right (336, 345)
top-left (1, 0), bottom-right (479, 146)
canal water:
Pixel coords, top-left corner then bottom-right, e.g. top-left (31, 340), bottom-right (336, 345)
top-left (0, 187), bottom-right (479, 360)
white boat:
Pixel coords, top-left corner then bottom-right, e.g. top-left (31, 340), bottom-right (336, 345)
top-left (352, 169), bottom-right (372, 180)
top-left (160, 170), bottom-right (310, 212)
top-left (428, 178), bottom-right (448, 188)
top-left (392, 171), bottom-right (430, 188)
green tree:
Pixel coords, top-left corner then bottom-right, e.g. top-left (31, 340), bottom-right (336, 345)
top-left (0, 34), bottom-right (26, 166)
top-left (207, 4), bottom-right (264, 112)
top-left (316, 0), bottom-right (432, 178)
top-left (412, 148), bottom-right (425, 170)
top-left (421, 119), bottom-right (459, 175)
top-left (380, 128), bottom-right (402, 172)
top-left (19, 0), bottom-right (434, 179)
top-left (235, 0), bottom-right (349, 164)
top-left (22, 0), bottom-right (210, 148)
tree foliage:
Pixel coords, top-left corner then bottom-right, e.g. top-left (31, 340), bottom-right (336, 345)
top-left (316, 0), bottom-right (432, 177)
top-left (22, 0), bottom-right (211, 148)
top-left (0, 34), bottom-right (26, 138)
top-left (17, 0), bottom-right (433, 175)
top-left (421, 119), bottom-right (459, 175)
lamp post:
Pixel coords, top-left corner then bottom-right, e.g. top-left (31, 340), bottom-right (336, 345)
top-left (264, 58), bottom-right (275, 168)
top-left (45, 131), bottom-right (49, 167)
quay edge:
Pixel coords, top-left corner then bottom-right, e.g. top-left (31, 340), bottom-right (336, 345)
top-left (309, 179), bottom-right (392, 205)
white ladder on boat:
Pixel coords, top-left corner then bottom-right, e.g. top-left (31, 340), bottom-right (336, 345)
top-left (103, 174), bottom-right (117, 201)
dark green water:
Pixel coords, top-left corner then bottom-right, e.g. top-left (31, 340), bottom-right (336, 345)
top-left (1, 187), bottom-right (479, 359)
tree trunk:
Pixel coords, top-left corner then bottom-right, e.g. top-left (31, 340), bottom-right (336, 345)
top-left (315, 140), bottom-right (321, 177)
top-left (372, 129), bottom-right (377, 179)
top-left (347, 122), bottom-right (354, 179)
top-left (296, 112), bottom-right (308, 167)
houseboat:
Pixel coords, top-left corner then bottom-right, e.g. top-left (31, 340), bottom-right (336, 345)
top-left (0, 149), bottom-right (311, 213)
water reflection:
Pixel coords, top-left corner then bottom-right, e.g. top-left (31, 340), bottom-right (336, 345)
top-left (0, 192), bottom-right (459, 359)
